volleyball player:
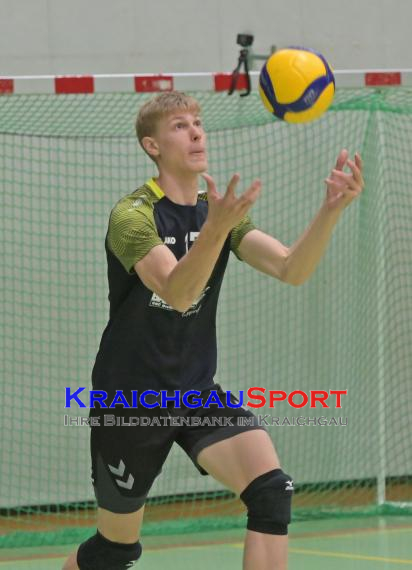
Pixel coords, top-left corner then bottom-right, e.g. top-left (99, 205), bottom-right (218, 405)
top-left (63, 91), bottom-right (364, 570)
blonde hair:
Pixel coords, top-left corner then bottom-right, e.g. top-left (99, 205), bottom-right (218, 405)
top-left (136, 91), bottom-right (201, 159)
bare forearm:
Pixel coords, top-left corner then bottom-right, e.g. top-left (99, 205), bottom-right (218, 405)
top-left (165, 221), bottom-right (228, 311)
top-left (284, 203), bottom-right (342, 285)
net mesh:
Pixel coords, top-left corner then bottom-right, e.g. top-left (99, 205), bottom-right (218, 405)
top-left (1, 87), bottom-right (412, 548)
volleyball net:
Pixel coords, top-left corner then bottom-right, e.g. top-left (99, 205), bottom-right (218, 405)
top-left (1, 72), bottom-right (412, 548)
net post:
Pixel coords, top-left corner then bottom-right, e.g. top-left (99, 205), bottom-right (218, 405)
top-left (375, 113), bottom-right (387, 508)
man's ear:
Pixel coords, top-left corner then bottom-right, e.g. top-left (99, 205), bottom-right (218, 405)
top-left (141, 136), bottom-right (159, 159)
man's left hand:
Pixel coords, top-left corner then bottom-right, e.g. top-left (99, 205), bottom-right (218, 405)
top-left (324, 149), bottom-right (365, 211)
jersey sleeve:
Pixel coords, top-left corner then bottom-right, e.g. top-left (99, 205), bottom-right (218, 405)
top-left (230, 215), bottom-right (256, 260)
top-left (107, 198), bottom-right (164, 274)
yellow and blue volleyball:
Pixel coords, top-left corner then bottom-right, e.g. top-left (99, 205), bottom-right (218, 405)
top-left (259, 47), bottom-right (335, 123)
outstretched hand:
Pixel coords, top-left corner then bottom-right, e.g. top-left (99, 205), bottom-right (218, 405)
top-left (324, 150), bottom-right (365, 211)
top-left (202, 172), bottom-right (261, 234)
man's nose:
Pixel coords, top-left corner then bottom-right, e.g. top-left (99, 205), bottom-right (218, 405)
top-left (191, 126), bottom-right (202, 141)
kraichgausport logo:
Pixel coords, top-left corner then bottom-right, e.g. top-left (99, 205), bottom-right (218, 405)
top-left (65, 387), bottom-right (347, 409)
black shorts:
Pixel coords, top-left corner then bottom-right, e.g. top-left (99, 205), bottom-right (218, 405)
top-left (90, 384), bottom-right (264, 513)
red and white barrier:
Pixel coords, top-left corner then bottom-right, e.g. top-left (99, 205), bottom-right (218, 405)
top-left (0, 70), bottom-right (411, 95)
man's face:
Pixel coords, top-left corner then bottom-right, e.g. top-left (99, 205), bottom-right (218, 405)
top-left (148, 111), bottom-right (208, 174)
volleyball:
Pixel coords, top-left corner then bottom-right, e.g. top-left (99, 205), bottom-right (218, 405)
top-left (259, 47), bottom-right (335, 123)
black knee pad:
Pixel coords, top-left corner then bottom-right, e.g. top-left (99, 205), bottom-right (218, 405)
top-left (240, 468), bottom-right (294, 535)
top-left (77, 530), bottom-right (142, 569)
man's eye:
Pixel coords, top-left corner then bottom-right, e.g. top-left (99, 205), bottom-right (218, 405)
top-left (175, 123), bottom-right (185, 129)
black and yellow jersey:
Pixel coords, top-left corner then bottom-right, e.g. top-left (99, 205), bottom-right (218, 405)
top-left (92, 178), bottom-right (255, 394)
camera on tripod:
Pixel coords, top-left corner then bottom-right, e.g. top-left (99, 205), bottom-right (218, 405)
top-left (237, 34), bottom-right (254, 48)
top-left (229, 33), bottom-right (276, 96)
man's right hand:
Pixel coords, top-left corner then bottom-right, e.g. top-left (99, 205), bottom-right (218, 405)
top-left (201, 173), bottom-right (261, 235)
